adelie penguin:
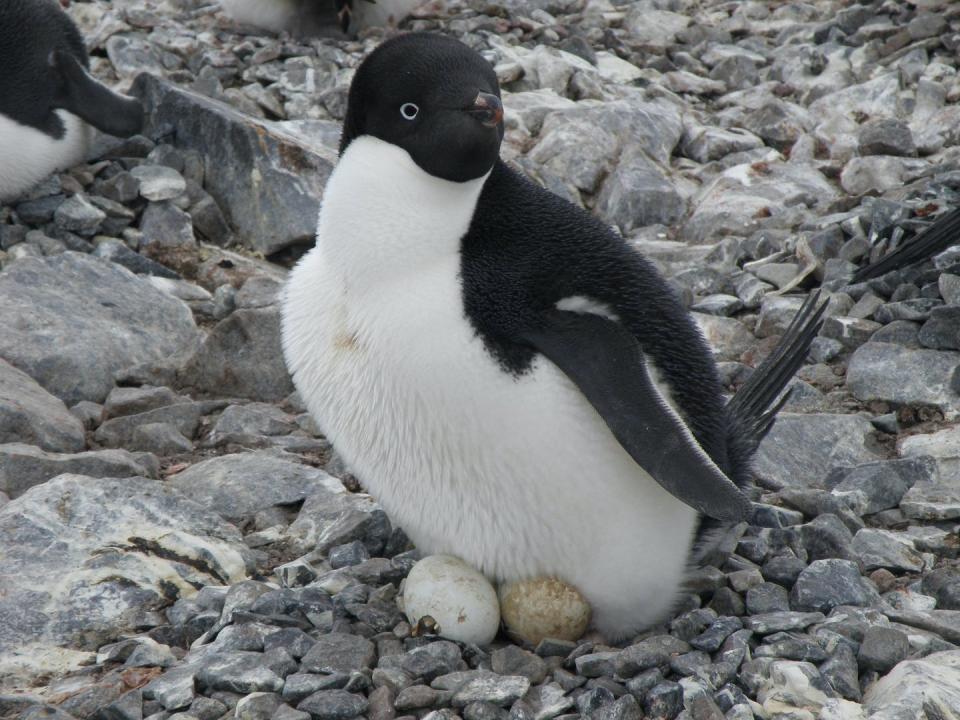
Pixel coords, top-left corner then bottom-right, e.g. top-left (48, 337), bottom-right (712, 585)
top-left (220, 0), bottom-right (423, 36)
top-left (0, 0), bottom-right (144, 203)
top-left (282, 33), bottom-right (825, 641)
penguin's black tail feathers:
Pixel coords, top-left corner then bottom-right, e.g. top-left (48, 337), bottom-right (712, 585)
top-left (853, 207), bottom-right (960, 282)
top-left (726, 290), bottom-right (826, 457)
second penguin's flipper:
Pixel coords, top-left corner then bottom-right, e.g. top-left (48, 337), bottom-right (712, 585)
top-left (726, 290), bottom-right (826, 455)
top-left (50, 50), bottom-right (144, 138)
top-left (521, 310), bottom-right (750, 522)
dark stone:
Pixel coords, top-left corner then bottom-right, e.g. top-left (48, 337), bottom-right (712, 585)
top-left (921, 567), bottom-right (960, 610)
top-left (799, 514), bottom-right (857, 563)
top-left (858, 626), bottom-right (909, 673)
top-left (790, 560), bottom-right (881, 612)
top-left (746, 583), bottom-right (790, 615)
top-left (643, 681), bottom-right (683, 720)
top-left (132, 73), bottom-right (335, 256)
top-left (762, 555), bottom-right (808, 588)
top-left (297, 690), bottom-right (368, 720)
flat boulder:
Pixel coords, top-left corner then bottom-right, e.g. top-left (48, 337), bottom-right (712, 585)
top-left (0, 253), bottom-right (201, 405)
top-left (0, 474), bottom-right (251, 690)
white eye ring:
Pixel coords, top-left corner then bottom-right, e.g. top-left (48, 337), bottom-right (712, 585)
top-left (400, 102), bottom-right (419, 120)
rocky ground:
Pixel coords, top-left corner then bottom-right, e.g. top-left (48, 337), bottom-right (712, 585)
top-left (2, 0), bottom-right (960, 718)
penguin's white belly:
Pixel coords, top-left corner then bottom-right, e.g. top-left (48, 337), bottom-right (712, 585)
top-left (284, 252), bottom-right (698, 639)
top-left (0, 111), bottom-right (91, 203)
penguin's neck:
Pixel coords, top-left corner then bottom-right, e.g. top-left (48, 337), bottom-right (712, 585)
top-left (317, 135), bottom-right (489, 289)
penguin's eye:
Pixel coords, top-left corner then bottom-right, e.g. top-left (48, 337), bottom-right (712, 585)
top-left (400, 103), bottom-right (419, 120)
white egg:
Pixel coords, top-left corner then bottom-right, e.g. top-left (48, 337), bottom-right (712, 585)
top-left (401, 555), bottom-right (500, 646)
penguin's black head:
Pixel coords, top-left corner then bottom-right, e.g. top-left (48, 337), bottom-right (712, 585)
top-left (339, 33), bottom-right (504, 183)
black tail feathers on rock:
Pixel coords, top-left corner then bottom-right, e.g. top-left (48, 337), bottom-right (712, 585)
top-left (726, 290), bottom-right (827, 459)
top-left (853, 207), bottom-right (960, 282)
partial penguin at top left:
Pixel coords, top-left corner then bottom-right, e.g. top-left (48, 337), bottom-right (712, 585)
top-left (0, 0), bottom-right (145, 203)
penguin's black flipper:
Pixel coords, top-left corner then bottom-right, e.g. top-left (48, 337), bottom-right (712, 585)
top-left (853, 207), bottom-right (960, 282)
top-left (50, 50), bottom-right (144, 138)
top-left (726, 290), bottom-right (826, 456)
top-left (521, 310), bottom-right (751, 522)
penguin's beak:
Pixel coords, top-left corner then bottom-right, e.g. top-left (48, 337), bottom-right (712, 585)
top-left (466, 92), bottom-right (503, 128)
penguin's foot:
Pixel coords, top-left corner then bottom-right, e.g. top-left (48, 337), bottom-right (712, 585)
top-left (498, 577), bottom-right (591, 647)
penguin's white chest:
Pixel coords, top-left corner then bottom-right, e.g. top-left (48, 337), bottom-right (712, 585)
top-left (282, 137), bottom-right (698, 638)
top-left (0, 111), bottom-right (92, 203)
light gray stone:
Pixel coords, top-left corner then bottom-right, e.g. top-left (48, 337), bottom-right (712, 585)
top-left (167, 453), bottom-right (345, 525)
top-left (847, 343), bottom-right (960, 410)
top-left (0, 360), bottom-right (85, 454)
top-left (753, 414), bottom-right (880, 489)
top-left (863, 650), bottom-right (960, 720)
top-left (0, 474), bottom-right (250, 690)
top-left (0, 443), bottom-right (156, 498)
top-left (180, 308), bottom-right (293, 401)
top-left (0, 253), bottom-right (200, 404)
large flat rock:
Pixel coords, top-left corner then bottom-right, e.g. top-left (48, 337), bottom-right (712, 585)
top-left (0, 253), bottom-right (201, 405)
top-left (0, 474), bottom-right (251, 690)
top-left (167, 452), bottom-right (346, 524)
top-left (753, 413), bottom-right (882, 488)
top-left (0, 443), bottom-right (157, 499)
top-left (0, 360), bottom-right (85, 454)
top-left (132, 73), bottom-right (337, 257)
top-left (846, 342), bottom-right (960, 410)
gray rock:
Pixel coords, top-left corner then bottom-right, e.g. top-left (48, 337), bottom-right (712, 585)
top-left (287, 481), bottom-right (386, 555)
top-left (753, 414), bottom-right (880, 489)
top-left (139, 202), bottom-right (197, 268)
top-left (235, 277), bottom-right (283, 310)
top-left (755, 632), bottom-right (827, 663)
top-left (919, 306), bottom-right (960, 350)
top-left (210, 403), bottom-right (297, 440)
top-left (643, 681), bottom-right (683, 720)
top-left (53, 195), bottom-right (106, 236)
top-left (167, 453), bottom-right (344, 526)
top-left (790, 559), bottom-right (881, 613)
top-left (133, 74), bottom-right (336, 257)
top-left (858, 626), bottom-right (909, 674)
top-left (847, 342), bottom-right (960, 410)
top-left (0, 360), bottom-right (85, 454)
top-left (0, 443), bottom-right (156, 498)
top-left (181, 308), bottom-right (293, 401)
top-left (616, 635), bottom-right (690, 677)
top-left (921, 567), bottom-right (960, 611)
top-left (297, 690), bottom-right (368, 720)
top-left (746, 583), bottom-right (791, 615)
top-left (840, 156), bottom-right (932, 195)
top-left (130, 422), bottom-right (194, 454)
top-left (824, 457), bottom-right (932, 515)
top-left (743, 612), bottom-right (825, 634)
top-left (0, 253), bottom-right (200, 404)
top-left (594, 147), bottom-right (685, 232)
top-left (820, 643), bottom-right (860, 701)
top-left (819, 316), bottom-right (880, 350)
top-left (870, 320), bottom-right (921, 347)
top-left (0, 474), bottom-right (250, 689)
top-left (95, 403), bottom-right (202, 448)
top-left (300, 633), bottom-right (375, 674)
top-left (858, 119), bottom-right (916, 157)
top-left (92, 238), bottom-right (181, 279)
top-left (863, 650), bottom-right (960, 720)
top-left (235, 692), bottom-right (283, 720)
top-left (680, 124), bottom-right (764, 163)
top-left (104, 386), bottom-right (189, 419)
top-left (755, 295), bottom-right (805, 338)
top-left (690, 313), bottom-right (754, 361)
top-left (452, 675), bottom-right (530, 708)
top-left (800, 514), bottom-right (857, 564)
top-left (131, 165), bottom-right (188, 201)
top-left (196, 653), bottom-right (285, 694)
top-left (851, 529), bottom-right (925, 573)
